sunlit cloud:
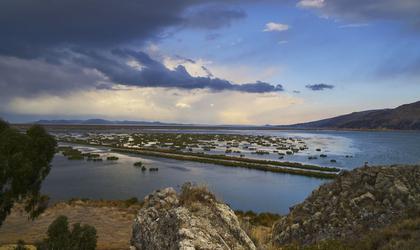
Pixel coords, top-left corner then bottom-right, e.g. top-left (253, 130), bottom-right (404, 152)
top-left (297, 0), bottom-right (325, 9)
top-left (6, 87), bottom-right (303, 125)
top-left (163, 56), bottom-right (213, 78)
top-left (263, 22), bottom-right (289, 32)
top-left (175, 102), bottom-right (191, 109)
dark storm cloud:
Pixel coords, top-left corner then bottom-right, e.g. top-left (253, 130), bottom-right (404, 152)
top-left (305, 84), bottom-right (334, 91)
top-left (0, 0), bottom-right (246, 58)
top-left (0, 1), bottom-right (293, 57)
top-left (0, 0), bottom-right (283, 95)
top-left (0, 56), bottom-right (103, 98)
top-left (69, 49), bottom-right (284, 93)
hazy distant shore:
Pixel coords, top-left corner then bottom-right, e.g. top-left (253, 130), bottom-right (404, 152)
top-left (12, 123), bottom-right (420, 132)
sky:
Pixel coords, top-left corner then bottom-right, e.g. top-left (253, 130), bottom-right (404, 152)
top-left (1, 0), bottom-right (420, 125)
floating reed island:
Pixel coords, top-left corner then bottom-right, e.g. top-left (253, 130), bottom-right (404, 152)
top-left (57, 132), bottom-right (341, 179)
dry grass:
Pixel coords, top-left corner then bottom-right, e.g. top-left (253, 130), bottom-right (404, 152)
top-left (236, 210), bottom-right (282, 250)
top-left (249, 226), bottom-right (272, 248)
top-left (66, 197), bottom-right (143, 211)
top-left (0, 200), bottom-right (143, 250)
top-left (0, 245), bottom-right (36, 250)
top-left (179, 183), bottom-right (217, 206)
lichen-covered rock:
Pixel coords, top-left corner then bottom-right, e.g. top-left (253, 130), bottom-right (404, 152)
top-left (131, 184), bottom-right (256, 250)
top-left (272, 165), bottom-right (420, 246)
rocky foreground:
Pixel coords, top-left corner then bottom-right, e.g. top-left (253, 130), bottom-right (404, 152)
top-left (131, 183), bottom-right (256, 250)
top-left (2, 165), bottom-right (420, 249)
top-left (272, 165), bottom-right (420, 246)
top-left (131, 166), bottom-right (420, 250)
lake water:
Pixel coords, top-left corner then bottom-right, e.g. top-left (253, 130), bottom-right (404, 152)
top-left (41, 129), bottom-right (420, 214)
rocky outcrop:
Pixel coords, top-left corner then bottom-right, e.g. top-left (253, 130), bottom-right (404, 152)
top-left (131, 183), bottom-right (256, 250)
top-left (272, 165), bottom-right (420, 246)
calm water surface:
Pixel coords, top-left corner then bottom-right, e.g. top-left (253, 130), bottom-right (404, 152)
top-left (41, 129), bottom-right (420, 214)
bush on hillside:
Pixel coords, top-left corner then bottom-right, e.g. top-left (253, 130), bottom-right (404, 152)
top-left (37, 215), bottom-right (97, 250)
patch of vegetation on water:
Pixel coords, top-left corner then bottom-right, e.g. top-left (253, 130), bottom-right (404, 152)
top-left (115, 146), bottom-right (339, 172)
top-left (57, 132), bottom-right (343, 178)
top-left (133, 161), bottom-right (152, 172)
top-left (57, 132), bottom-right (312, 159)
top-left (87, 158), bottom-right (103, 162)
top-left (106, 156), bottom-right (119, 161)
top-left (84, 152), bottom-right (101, 160)
top-left (67, 155), bottom-right (84, 160)
top-left (60, 147), bottom-right (84, 160)
top-left (59, 146), bottom-right (105, 161)
top-left (112, 148), bottom-right (337, 179)
top-left (133, 161), bottom-right (143, 167)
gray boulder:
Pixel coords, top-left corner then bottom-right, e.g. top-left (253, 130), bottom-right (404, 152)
top-left (131, 183), bottom-right (256, 250)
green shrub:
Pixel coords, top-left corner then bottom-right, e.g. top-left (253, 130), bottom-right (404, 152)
top-left (14, 240), bottom-right (28, 250)
top-left (69, 223), bottom-right (97, 250)
top-left (124, 197), bottom-right (139, 207)
top-left (37, 215), bottom-right (97, 250)
top-left (45, 215), bottom-right (71, 249)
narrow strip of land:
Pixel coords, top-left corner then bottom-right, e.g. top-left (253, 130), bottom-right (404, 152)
top-left (60, 140), bottom-right (339, 179)
top-left (112, 148), bottom-right (338, 179)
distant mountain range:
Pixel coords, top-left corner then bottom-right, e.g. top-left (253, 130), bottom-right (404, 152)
top-left (285, 101), bottom-right (420, 130)
top-left (34, 101), bottom-right (420, 130)
top-left (35, 119), bottom-right (184, 126)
